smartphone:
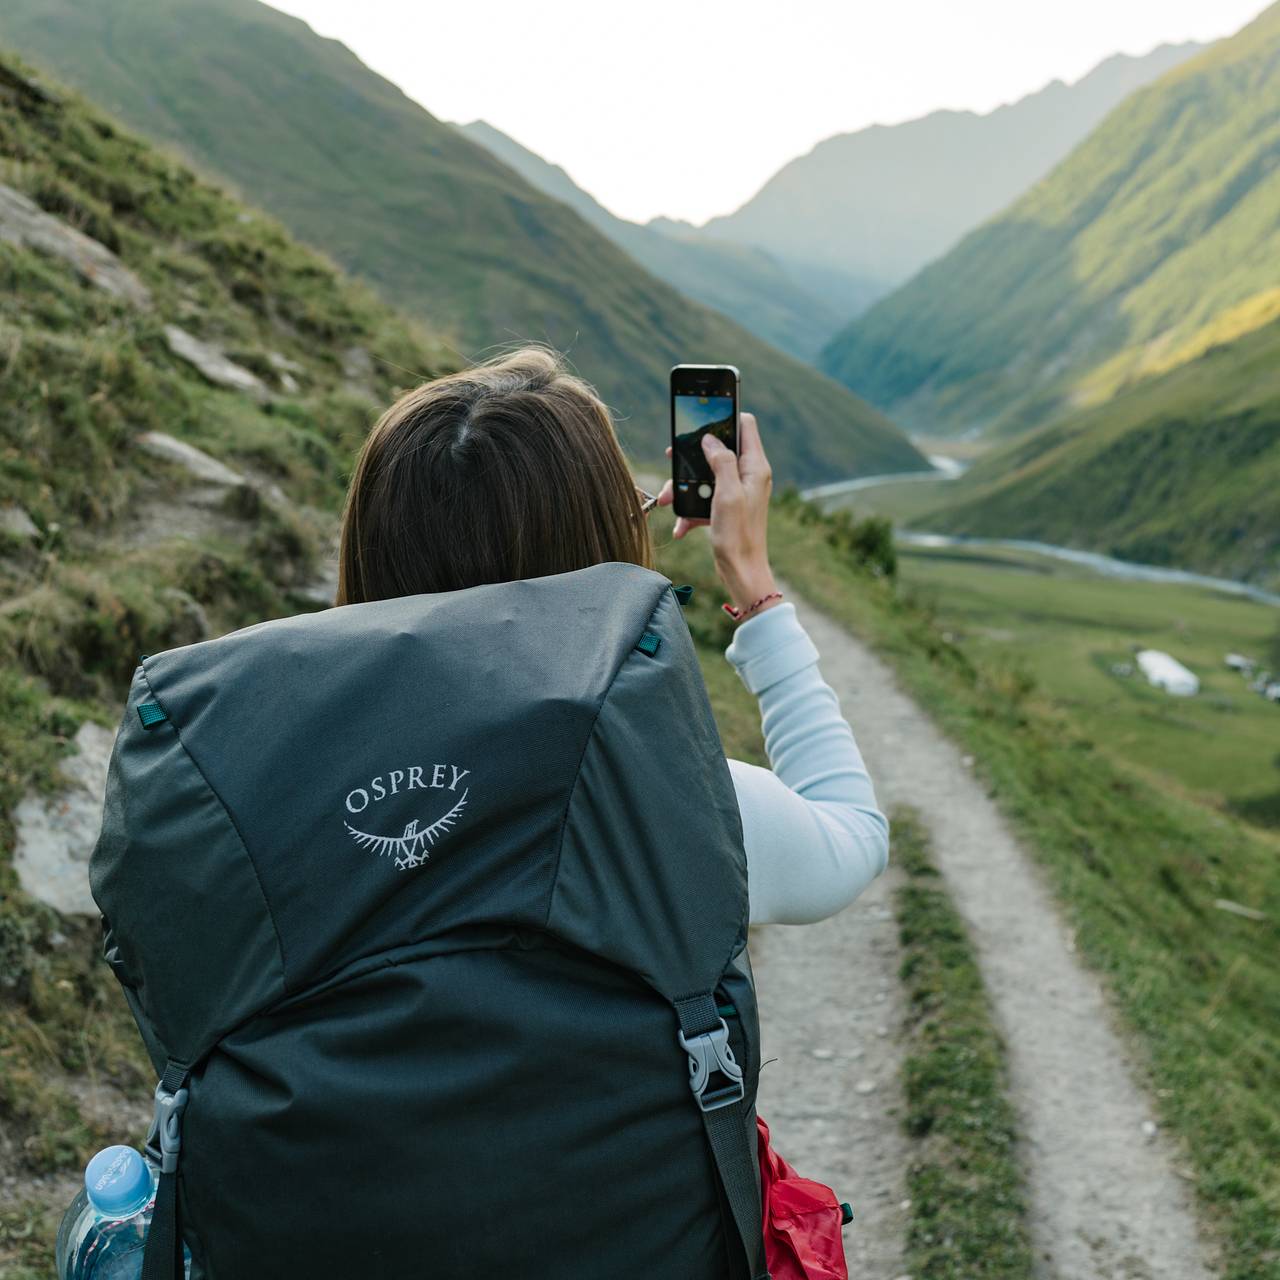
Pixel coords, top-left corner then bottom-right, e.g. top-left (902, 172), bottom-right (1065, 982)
top-left (670, 364), bottom-right (739, 520)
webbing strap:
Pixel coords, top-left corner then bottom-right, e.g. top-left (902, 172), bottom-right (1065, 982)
top-left (141, 1060), bottom-right (189, 1280)
top-left (675, 994), bottom-right (769, 1280)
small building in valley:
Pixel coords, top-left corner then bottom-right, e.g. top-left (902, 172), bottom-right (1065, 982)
top-left (1136, 649), bottom-right (1200, 697)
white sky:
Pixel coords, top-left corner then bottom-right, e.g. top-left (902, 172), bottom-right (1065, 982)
top-left (268, 0), bottom-right (1269, 224)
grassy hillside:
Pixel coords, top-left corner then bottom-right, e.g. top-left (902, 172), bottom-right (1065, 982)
top-left (821, 5), bottom-right (1280, 437)
top-left (0, 41), bottom-right (458, 1232)
top-left (459, 120), bottom-right (845, 361)
top-left (700, 44), bottom-right (1201, 297)
top-left (0, 0), bottom-right (926, 487)
top-left (769, 497), bottom-right (1278, 1280)
top-left (919, 317), bottom-right (1280, 588)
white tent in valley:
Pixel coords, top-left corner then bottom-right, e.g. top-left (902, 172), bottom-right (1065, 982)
top-left (1136, 650), bottom-right (1200, 697)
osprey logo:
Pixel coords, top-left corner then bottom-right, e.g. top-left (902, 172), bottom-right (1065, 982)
top-left (343, 763), bottom-right (471, 871)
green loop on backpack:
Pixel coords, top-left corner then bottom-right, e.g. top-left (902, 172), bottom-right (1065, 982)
top-left (138, 701), bottom-right (168, 730)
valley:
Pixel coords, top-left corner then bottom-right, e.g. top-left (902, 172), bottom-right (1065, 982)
top-left (0, 2), bottom-right (1277, 1277)
top-left (889, 542), bottom-right (1280, 833)
top-left (813, 449), bottom-right (1280, 838)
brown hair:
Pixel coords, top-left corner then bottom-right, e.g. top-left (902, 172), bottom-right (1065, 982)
top-left (336, 347), bottom-right (652, 605)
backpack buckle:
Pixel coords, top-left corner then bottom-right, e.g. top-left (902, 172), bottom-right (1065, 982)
top-left (144, 1079), bottom-right (190, 1175)
top-left (678, 1018), bottom-right (744, 1112)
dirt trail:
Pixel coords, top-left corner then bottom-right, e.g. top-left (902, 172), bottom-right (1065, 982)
top-left (752, 868), bottom-right (912, 1278)
top-left (753, 585), bottom-right (1216, 1280)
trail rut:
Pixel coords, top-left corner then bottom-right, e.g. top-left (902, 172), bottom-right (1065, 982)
top-left (751, 585), bottom-right (1216, 1280)
top-left (752, 868), bottom-right (912, 1278)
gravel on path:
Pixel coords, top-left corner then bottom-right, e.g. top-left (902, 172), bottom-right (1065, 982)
top-left (751, 867), bottom-right (912, 1278)
top-left (778, 585), bottom-right (1216, 1280)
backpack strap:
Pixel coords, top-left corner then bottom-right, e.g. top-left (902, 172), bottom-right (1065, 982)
top-left (674, 994), bottom-right (770, 1280)
top-left (141, 1059), bottom-right (190, 1280)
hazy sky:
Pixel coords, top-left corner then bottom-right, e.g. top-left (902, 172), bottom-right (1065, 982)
top-left (269, 0), bottom-right (1268, 224)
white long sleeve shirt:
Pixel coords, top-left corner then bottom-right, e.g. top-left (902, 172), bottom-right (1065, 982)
top-left (723, 603), bottom-right (889, 925)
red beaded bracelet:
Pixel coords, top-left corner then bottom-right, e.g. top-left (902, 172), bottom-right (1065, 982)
top-left (723, 591), bottom-right (783, 621)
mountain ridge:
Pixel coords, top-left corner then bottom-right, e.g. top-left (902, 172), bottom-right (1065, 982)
top-left (819, 6), bottom-right (1280, 437)
top-left (0, 0), bottom-right (926, 485)
top-left (694, 42), bottom-right (1203, 294)
top-left (456, 118), bottom-right (851, 360)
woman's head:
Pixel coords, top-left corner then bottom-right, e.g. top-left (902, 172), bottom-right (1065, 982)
top-left (337, 347), bottom-right (652, 605)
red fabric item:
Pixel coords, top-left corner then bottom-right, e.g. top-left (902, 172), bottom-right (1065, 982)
top-left (756, 1116), bottom-right (849, 1280)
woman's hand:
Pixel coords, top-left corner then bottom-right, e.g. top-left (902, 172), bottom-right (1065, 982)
top-left (658, 412), bottom-right (780, 618)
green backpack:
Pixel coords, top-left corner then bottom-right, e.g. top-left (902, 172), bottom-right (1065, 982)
top-left (91, 562), bottom-right (768, 1279)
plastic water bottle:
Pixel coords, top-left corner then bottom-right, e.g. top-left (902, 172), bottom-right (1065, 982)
top-left (55, 1145), bottom-right (189, 1279)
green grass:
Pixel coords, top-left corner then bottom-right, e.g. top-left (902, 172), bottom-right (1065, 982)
top-left (0, 0), bottom-right (927, 488)
top-left (891, 807), bottom-right (1034, 1279)
top-left (893, 542), bottom-right (1280, 831)
top-left (1077, 284), bottom-right (1280, 405)
top-left (0, 1199), bottom-right (60, 1279)
top-left (769, 497), bottom-right (1279, 1278)
top-left (821, 3), bottom-right (1280, 440)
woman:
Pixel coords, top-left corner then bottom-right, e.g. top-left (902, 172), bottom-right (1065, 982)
top-left (338, 346), bottom-right (889, 925)
top-left (97, 345), bottom-right (889, 1280)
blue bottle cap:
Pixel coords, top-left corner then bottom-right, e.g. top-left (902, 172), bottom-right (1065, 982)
top-left (84, 1146), bottom-right (152, 1218)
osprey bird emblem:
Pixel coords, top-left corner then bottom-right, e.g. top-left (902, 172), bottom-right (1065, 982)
top-left (344, 789), bottom-right (469, 870)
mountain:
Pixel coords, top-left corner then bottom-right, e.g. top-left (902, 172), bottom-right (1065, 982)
top-left (458, 119), bottom-right (845, 360)
top-left (0, 0), bottom-right (926, 486)
top-left (918, 316), bottom-right (1280, 588)
top-left (820, 8), bottom-right (1280, 437)
top-left (698, 43), bottom-right (1202, 301)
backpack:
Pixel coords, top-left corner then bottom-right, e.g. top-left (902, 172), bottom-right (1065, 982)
top-left (90, 562), bottom-right (769, 1280)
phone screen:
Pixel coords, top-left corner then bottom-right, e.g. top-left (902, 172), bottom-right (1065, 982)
top-left (672, 393), bottom-right (736, 485)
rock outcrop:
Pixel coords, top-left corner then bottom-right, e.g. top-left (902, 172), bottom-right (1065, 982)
top-left (0, 183), bottom-right (151, 307)
top-left (13, 721), bottom-right (116, 917)
top-left (136, 430), bottom-right (246, 489)
top-left (162, 325), bottom-right (269, 399)
top-left (266, 350), bottom-right (303, 394)
top-left (296, 558), bottom-right (339, 606)
top-left (0, 503), bottom-right (40, 542)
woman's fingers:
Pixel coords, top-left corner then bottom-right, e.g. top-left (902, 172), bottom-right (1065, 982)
top-left (702, 432), bottom-right (742, 497)
top-left (673, 514), bottom-right (710, 538)
top-left (737, 412), bottom-right (771, 485)
top-left (658, 425), bottom-right (761, 538)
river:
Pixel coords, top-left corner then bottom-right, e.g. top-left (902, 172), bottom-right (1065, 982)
top-left (800, 454), bottom-right (966, 501)
top-left (802, 461), bottom-right (1280, 609)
